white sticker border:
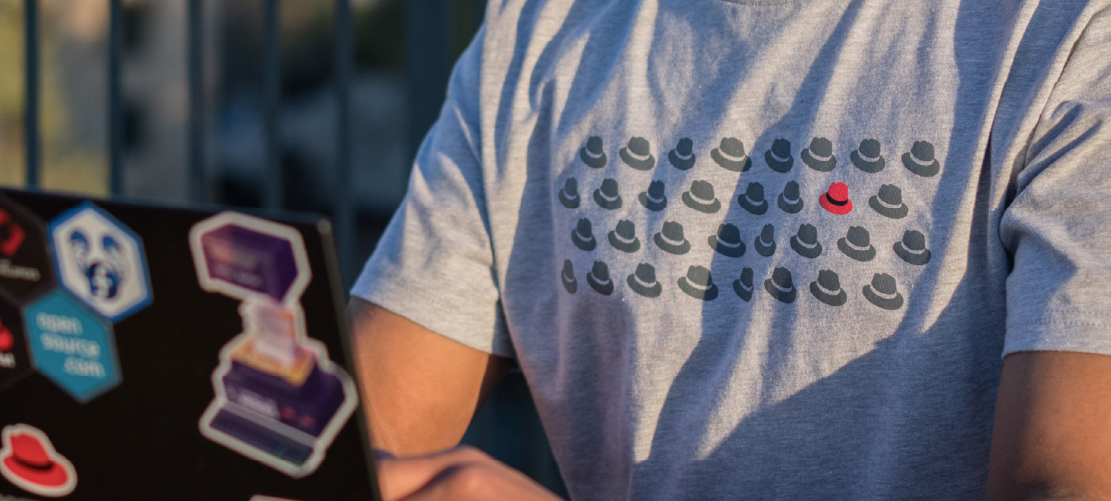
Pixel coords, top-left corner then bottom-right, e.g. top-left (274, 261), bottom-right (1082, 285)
top-left (46, 202), bottom-right (153, 322)
top-left (197, 303), bottom-right (358, 479)
top-left (0, 423), bottom-right (78, 498)
top-left (188, 212), bottom-right (312, 306)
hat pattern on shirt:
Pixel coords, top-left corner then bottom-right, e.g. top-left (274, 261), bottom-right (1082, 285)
top-left (712, 137), bottom-right (752, 172)
top-left (765, 138), bottom-right (794, 173)
top-left (668, 138), bottom-right (696, 170)
top-left (558, 178), bottom-right (581, 209)
top-left (802, 137), bottom-right (836, 172)
top-left (561, 260), bottom-right (577, 293)
top-left (639, 181), bottom-right (668, 211)
top-left (683, 180), bottom-right (722, 214)
top-left (621, 137), bottom-right (656, 171)
top-left (902, 140), bottom-right (940, 177)
top-left (739, 182), bottom-right (769, 215)
top-left (560, 133), bottom-right (936, 313)
top-left (608, 220), bottom-right (641, 253)
top-left (580, 136), bottom-right (607, 168)
top-left (594, 178), bottom-right (623, 210)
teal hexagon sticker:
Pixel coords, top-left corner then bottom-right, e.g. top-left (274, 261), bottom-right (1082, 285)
top-left (25, 290), bottom-right (121, 403)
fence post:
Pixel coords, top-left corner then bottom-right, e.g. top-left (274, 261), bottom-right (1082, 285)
top-left (189, 0), bottom-right (206, 203)
top-left (108, 0), bottom-right (125, 196)
top-left (334, 0), bottom-right (354, 284)
top-left (23, 0), bottom-right (39, 189)
top-left (404, 0), bottom-right (450, 162)
top-left (263, 0), bottom-right (282, 209)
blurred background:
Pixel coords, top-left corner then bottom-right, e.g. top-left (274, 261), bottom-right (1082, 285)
top-left (0, 0), bottom-right (567, 496)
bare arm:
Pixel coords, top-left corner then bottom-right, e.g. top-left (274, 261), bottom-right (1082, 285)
top-left (988, 351), bottom-right (1111, 500)
top-left (347, 297), bottom-right (514, 455)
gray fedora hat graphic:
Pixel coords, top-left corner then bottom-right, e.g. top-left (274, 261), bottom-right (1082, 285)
top-left (683, 180), bottom-right (721, 214)
top-left (628, 263), bottom-right (663, 298)
top-left (869, 184), bottom-right (908, 219)
top-left (902, 140), bottom-right (940, 177)
top-left (708, 223), bottom-right (746, 258)
top-left (810, 269), bottom-right (847, 306)
top-left (561, 259), bottom-right (577, 293)
top-left (733, 267), bottom-right (755, 301)
top-left (594, 178), bottom-right (623, 209)
top-left (851, 139), bottom-right (885, 173)
top-left (863, 272), bottom-right (904, 310)
top-left (894, 229), bottom-right (931, 265)
top-left (711, 137), bottom-right (752, 172)
top-left (837, 226), bottom-right (876, 261)
top-left (587, 260), bottom-right (615, 295)
top-left (654, 221), bottom-right (691, 255)
top-left (558, 178), bottom-right (580, 209)
top-left (764, 266), bottom-right (797, 303)
top-left (754, 223), bottom-right (776, 256)
top-left (572, 218), bottom-right (597, 251)
top-left (580, 136), bottom-right (607, 168)
top-left (790, 223), bottom-right (823, 259)
top-left (765, 138), bottom-right (794, 173)
top-left (679, 265), bottom-right (718, 300)
top-left (668, 138), bottom-right (696, 170)
top-left (738, 182), bottom-right (769, 215)
top-left (777, 181), bottom-right (804, 214)
top-left (608, 220), bottom-right (641, 253)
top-left (802, 136), bottom-right (837, 172)
top-left (639, 180), bottom-right (668, 211)
top-left (620, 136), bottom-right (656, 171)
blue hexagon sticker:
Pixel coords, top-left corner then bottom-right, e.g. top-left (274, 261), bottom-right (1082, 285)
top-left (49, 203), bottom-right (152, 322)
top-left (25, 291), bottom-right (121, 403)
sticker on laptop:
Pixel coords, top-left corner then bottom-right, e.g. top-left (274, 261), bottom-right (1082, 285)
top-left (190, 212), bottom-right (355, 478)
top-left (0, 424), bottom-right (77, 498)
top-left (48, 203), bottom-right (152, 322)
top-left (0, 292), bottom-right (33, 393)
top-left (189, 212), bottom-right (311, 306)
top-left (24, 291), bottom-right (121, 403)
top-left (0, 193), bottom-right (56, 304)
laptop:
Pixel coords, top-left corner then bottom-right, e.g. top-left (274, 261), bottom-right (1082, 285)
top-left (0, 188), bottom-right (381, 500)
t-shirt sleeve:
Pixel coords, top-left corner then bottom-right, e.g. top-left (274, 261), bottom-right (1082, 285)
top-left (1000, 7), bottom-right (1111, 357)
top-left (350, 23), bottom-right (514, 357)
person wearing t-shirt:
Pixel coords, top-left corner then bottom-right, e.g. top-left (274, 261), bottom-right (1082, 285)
top-left (350, 0), bottom-right (1111, 498)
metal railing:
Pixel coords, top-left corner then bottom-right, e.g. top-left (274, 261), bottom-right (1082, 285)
top-left (19, 0), bottom-right (402, 284)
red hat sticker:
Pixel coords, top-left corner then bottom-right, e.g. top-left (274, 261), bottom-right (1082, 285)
top-left (820, 182), bottom-right (853, 215)
top-left (0, 424), bottom-right (77, 498)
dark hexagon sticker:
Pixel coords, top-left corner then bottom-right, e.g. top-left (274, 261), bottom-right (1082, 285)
top-left (0, 291), bottom-right (33, 392)
top-left (0, 192), bottom-right (56, 304)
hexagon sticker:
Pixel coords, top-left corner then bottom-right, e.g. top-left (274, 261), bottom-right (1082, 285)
top-left (189, 212), bottom-right (311, 305)
top-left (25, 291), bottom-right (121, 403)
top-left (49, 203), bottom-right (152, 322)
top-left (0, 291), bottom-right (33, 392)
top-left (0, 192), bottom-right (56, 304)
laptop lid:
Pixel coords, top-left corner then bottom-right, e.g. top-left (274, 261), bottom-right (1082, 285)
top-left (0, 188), bottom-right (380, 501)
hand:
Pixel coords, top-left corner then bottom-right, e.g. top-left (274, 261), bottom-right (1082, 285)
top-left (377, 446), bottom-right (562, 501)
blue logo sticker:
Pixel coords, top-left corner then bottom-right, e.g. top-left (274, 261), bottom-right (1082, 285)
top-left (49, 203), bottom-right (152, 322)
top-left (25, 291), bottom-right (121, 403)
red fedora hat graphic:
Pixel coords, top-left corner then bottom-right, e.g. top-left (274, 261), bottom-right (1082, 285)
top-left (819, 182), bottom-right (853, 215)
top-left (0, 424), bottom-right (77, 497)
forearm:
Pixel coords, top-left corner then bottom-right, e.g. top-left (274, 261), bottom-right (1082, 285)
top-left (987, 351), bottom-right (1111, 501)
top-left (347, 298), bottom-right (512, 454)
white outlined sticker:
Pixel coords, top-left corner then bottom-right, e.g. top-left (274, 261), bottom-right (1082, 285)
top-left (189, 212), bottom-right (311, 306)
top-left (197, 300), bottom-right (357, 478)
top-left (0, 424), bottom-right (77, 498)
top-left (48, 203), bottom-right (152, 322)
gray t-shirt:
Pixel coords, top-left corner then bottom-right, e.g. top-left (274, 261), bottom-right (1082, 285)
top-left (353, 0), bottom-right (1111, 498)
